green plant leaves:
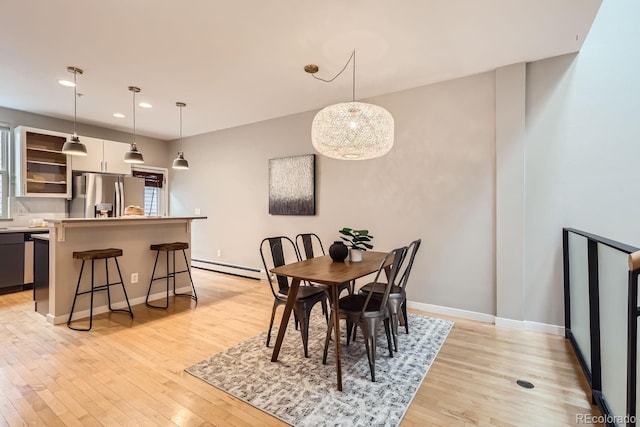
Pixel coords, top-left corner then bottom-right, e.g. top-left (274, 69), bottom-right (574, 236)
top-left (338, 227), bottom-right (374, 250)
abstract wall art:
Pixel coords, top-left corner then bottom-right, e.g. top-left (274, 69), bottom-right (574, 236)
top-left (268, 154), bottom-right (315, 215)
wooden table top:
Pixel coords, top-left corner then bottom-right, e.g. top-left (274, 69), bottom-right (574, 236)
top-left (270, 251), bottom-right (389, 285)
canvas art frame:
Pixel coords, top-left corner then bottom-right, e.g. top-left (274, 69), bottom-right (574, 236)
top-left (268, 154), bottom-right (315, 215)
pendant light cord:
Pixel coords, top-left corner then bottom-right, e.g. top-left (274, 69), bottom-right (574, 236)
top-left (132, 90), bottom-right (136, 145)
top-left (310, 50), bottom-right (357, 101)
top-left (73, 70), bottom-right (78, 136)
top-left (179, 104), bottom-right (183, 151)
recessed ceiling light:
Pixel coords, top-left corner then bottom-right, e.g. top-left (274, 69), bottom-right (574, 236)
top-left (113, 113), bottom-right (125, 118)
top-left (138, 102), bottom-right (152, 108)
top-left (58, 79), bottom-right (75, 87)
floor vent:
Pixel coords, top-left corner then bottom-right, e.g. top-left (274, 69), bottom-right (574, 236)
top-left (516, 380), bottom-right (534, 389)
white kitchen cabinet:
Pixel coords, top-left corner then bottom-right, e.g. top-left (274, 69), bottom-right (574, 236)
top-left (14, 126), bottom-right (72, 198)
top-left (69, 136), bottom-right (103, 173)
top-left (70, 138), bottom-right (131, 175)
top-left (102, 139), bottom-right (131, 175)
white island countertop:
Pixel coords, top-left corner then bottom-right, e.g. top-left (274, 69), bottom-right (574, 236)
top-left (45, 216), bottom-right (207, 241)
top-left (45, 216), bottom-right (207, 224)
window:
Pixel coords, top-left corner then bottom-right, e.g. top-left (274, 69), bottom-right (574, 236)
top-left (132, 168), bottom-right (167, 216)
top-left (0, 125), bottom-right (9, 219)
top-left (144, 186), bottom-right (160, 216)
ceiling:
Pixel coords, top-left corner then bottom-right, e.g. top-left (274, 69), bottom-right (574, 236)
top-left (0, 0), bottom-right (601, 141)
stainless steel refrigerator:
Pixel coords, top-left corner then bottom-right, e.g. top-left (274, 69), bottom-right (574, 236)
top-left (68, 172), bottom-right (146, 218)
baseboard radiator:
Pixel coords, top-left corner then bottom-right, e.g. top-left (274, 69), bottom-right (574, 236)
top-left (191, 258), bottom-right (262, 280)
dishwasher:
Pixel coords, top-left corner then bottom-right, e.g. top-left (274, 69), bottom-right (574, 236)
top-left (0, 233), bottom-right (25, 293)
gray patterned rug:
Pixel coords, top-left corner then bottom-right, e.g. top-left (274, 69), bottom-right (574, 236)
top-left (186, 313), bottom-right (453, 427)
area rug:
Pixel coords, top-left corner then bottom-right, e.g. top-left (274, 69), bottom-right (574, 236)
top-left (186, 313), bottom-right (453, 427)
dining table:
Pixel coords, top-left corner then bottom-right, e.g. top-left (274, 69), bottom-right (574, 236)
top-left (269, 250), bottom-right (390, 391)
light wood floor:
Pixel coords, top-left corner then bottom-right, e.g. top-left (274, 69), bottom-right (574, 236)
top-left (0, 269), bottom-right (601, 426)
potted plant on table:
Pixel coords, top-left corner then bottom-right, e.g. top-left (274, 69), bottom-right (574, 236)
top-left (339, 227), bottom-right (374, 262)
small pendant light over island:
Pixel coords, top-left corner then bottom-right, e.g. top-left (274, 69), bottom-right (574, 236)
top-left (124, 86), bottom-right (144, 164)
top-left (172, 102), bottom-right (189, 170)
top-left (61, 66), bottom-right (88, 156)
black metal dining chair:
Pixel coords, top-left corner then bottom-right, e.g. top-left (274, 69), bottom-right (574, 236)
top-left (359, 239), bottom-right (421, 351)
top-left (295, 233), bottom-right (353, 297)
top-left (260, 236), bottom-right (328, 358)
top-left (322, 246), bottom-right (408, 382)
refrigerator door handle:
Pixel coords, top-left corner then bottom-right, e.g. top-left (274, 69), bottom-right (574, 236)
top-left (114, 181), bottom-right (121, 217)
top-left (119, 181), bottom-right (125, 216)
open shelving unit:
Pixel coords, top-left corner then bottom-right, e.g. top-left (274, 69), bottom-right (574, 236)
top-left (15, 127), bottom-right (71, 198)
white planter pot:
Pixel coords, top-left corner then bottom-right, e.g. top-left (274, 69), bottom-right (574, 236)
top-left (349, 249), bottom-right (363, 262)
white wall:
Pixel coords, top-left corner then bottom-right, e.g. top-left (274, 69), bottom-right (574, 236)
top-left (524, 0), bottom-right (640, 325)
top-left (496, 63), bottom-right (526, 322)
top-left (171, 71), bottom-right (497, 315)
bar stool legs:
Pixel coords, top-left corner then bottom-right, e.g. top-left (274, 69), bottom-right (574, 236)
top-left (145, 242), bottom-right (197, 309)
top-left (68, 249), bottom-right (134, 331)
top-left (174, 249), bottom-right (197, 300)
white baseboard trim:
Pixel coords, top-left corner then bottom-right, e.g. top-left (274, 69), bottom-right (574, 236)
top-left (48, 286), bottom-right (194, 325)
top-left (407, 301), bottom-right (496, 324)
top-left (495, 317), bottom-right (564, 335)
top-left (524, 320), bottom-right (565, 336)
top-left (408, 301), bottom-right (564, 336)
top-left (494, 317), bottom-right (525, 330)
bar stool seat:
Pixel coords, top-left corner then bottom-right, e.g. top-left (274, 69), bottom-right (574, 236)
top-left (73, 248), bottom-right (123, 260)
top-left (145, 242), bottom-right (197, 308)
top-left (68, 248), bottom-right (133, 331)
top-left (150, 242), bottom-right (189, 252)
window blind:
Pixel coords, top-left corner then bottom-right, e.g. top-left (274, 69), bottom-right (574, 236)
top-left (132, 170), bottom-right (163, 188)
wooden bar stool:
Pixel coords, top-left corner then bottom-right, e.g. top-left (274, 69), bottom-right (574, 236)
top-left (68, 248), bottom-right (134, 331)
top-left (145, 242), bottom-right (197, 308)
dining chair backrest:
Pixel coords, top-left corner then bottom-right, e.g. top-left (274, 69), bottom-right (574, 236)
top-left (295, 233), bottom-right (325, 260)
top-left (361, 246), bottom-right (408, 316)
top-left (259, 236), bottom-right (301, 296)
top-left (397, 239), bottom-right (422, 291)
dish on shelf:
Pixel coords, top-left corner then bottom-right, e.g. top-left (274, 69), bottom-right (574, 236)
top-left (29, 218), bottom-right (48, 228)
top-left (124, 205), bottom-right (145, 216)
top-left (26, 178), bottom-right (66, 184)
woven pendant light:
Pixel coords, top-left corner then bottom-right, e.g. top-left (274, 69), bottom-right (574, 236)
top-left (306, 51), bottom-right (394, 160)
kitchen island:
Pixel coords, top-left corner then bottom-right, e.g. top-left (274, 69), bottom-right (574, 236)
top-left (41, 216), bottom-right (206, 324)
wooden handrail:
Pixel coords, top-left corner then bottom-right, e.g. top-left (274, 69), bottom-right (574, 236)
top-left (629, 250), bottom-right (640, 272)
